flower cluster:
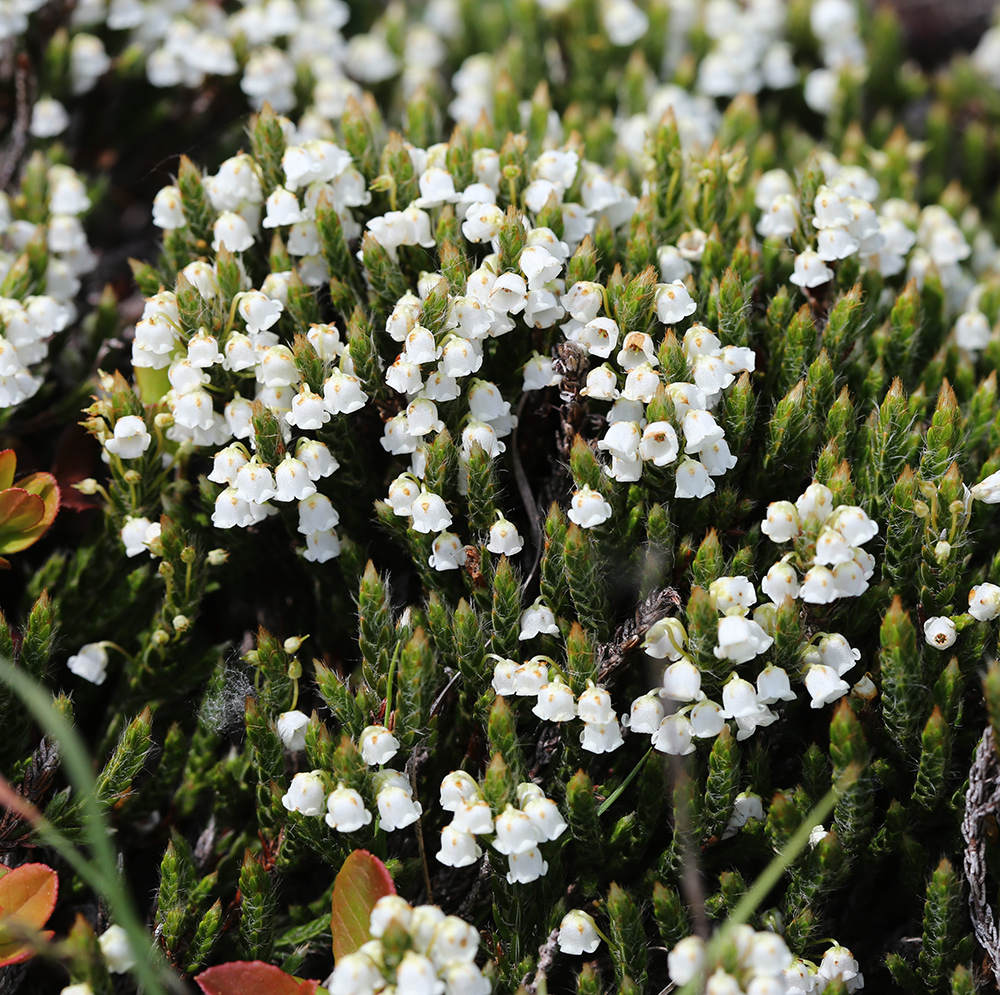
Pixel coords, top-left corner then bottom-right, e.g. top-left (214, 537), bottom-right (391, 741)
top-left (0, 161), bottom-right (92, 408)
top-left (630, 592), bottom-right (865, 751)
top-left (280, 723), bottom-right (421, 833)
top-left (667, 929), bottom-right (864, 994)
top-left (583, 316), bottom-right (754, 497)
top-left (326, 896), bottom-right (490, 995)
top-left (436, 771), bottom-right (566, 884)
top-left (761, 483), bottom-right (879, 605)
top-left (492, 659), bottom-right (625, 754)
top-left (803, 0), bottom-right (866, 115)
top-left (695, 0), bottom-right (797, 99)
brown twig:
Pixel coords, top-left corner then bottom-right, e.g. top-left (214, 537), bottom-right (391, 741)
top-left (962, 725), bottom-right (1000, 988)
top-left (0, 53), bottom-right (35, 192)
top-left (595, 587), bottom-right (683, 685)
top-left (524, 925), bottom-right (561, 994)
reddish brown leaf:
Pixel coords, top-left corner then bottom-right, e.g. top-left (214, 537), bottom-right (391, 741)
top-left (0, 863), bottom-right (58, 968)
top-left (0, 489), bottom-right (44, 537)
top-left (194, 961), bottom-right (319, 995)
top-left (330, 850), bottom-right (396, 962)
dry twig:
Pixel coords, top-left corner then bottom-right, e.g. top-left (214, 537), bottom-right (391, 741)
top-left (962, 725), bottom-right (1000, 988)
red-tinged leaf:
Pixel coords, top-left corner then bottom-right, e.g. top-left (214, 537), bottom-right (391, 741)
top-left (195, 961), bottom-right (320, 995)
top-left (0, 488), bottom-right (45, 536)
top-left (330, 850), bottom-right (396, 962)
top-left (0, 450), bottom-right (15, 491)
top-left (19, 472), bottom-right (60, 527)
top-left (0, 863), bottom-right (58, 968)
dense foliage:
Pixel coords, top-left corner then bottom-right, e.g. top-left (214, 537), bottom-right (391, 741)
top-left (4, 1), bottom-right (1000, 993)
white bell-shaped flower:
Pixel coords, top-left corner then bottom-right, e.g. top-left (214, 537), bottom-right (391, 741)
top-left (815, 633), bottom-right (861, 675)
top-left (651, 713), bottom-right (696, 755)
top-left (513, 659), bottom-right (549, 696)
top-left (276, 710), bottom-right (309, 750)
top-left (568, 485), bottom-right (612, 528)
top-left (369, 895), bottom-right (414, 937)
top-left (212, 211), bottom-right (254, 252)
top-left (668, 936), bottom-right (706, 986)
top-left (323, 369), bottom-right (368, 415)
top-left (756, 665), bottom-right (797, 704)
top-left (281, 770), bottom-right (326, 815)
top-left (709, 576), bottom-right (757, 616)
top-left (505, 845), bottom-right (548, 884)
top-left (273, 455), bottom-right (317, 502)
top-left (522, 795), bottom-right (567, 842)
top-left (487, 515), bottom-right (524, 556)
top-left (655, 279), bottom-right (697, 324)
top-left (324, 783), bottom-right (372, 832)
top-left (395, 952), bottom-right (440, 995)
top-left (955, 310), bottom-right (991, 351)
top-left (714, 616), bottom-right (773, 664)
top-left (557, 911), bottom-right (601, 955)
top-left (622, 692), bottom-right (665, 734)
top-left (662, 659), bottom-right (703, 702)
top-left (410, 489), bottom-right (452, 533)
top-left (440, 771), bottom-right (481, 811)
top-left (578, 317), bottom-right (620, 358)
top-left (969, 583), bottom-right (1000, 621)
top-left (690, 700), bottom-right (726, 738)
top-left (832, 560), bottom-right (869, 598)
top-left (427, 532), bottom-right (465, 572)
top-left (234, 458), bottom-right (276, 504)
top-left (360, 724), bottom-right (400, 765)
top-left (285, 387), bottom-right (330, 430)
top-left (374, 772), bottom-right (423, 831)
top-left (297, 494), bottom-right (339, 534)
top-left (67, 643), bottom-right (109, 684)
top-left (493, 804), bottom-right (543, 855)
top-left (789, 249), bottom-right (833, 288)
top-left (98, 924), bottom-right (136, 975)
top-left (644, 617), bottom-right (688, 660)
top-left (451, 798), bottom-right (494, 835)
top-left (800, 566), bottom-right (840, 604)
top-left (491, 659), bottom-right (518, 694)
top-left (105, 415), bottom-right (152, 459)
top-left (817, 944), bottom-right (863, 992)
top-left (674, 457), bottom-right (715, 499)
top-left (761, 561), bottom-right (800, 603)
top-left (532, 676), bottom-right (577, 721)
top-left (580, 720), bottom-right (624, 754)
top-left (761, 501), bottom-right (800, 542)
top-left (327, 952), bottom-right (383, 995)
top-left (804, 664), bottom-right (850, 708)
top-left (639, 421), bottom-right (679, 465)
top-left (437, 826), bottom-right (482, 868)
top-left (923, 616), bottom-right (957, 650)
top-left (720, 675), bottom-right (761, 719)
top-left (303, 530), bottom-right (341, 563)
top-left (827, 505), bottom-right (879, 546)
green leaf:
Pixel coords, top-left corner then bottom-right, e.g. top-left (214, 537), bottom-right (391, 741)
top-left (0, 863), bottom-right (58, 967)
top-left (0, 451), bottom-right (15, 491)
top-left (330, 850), bottom-right (396, 962)
top-left (195, 961), bottom-right (319, 995)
